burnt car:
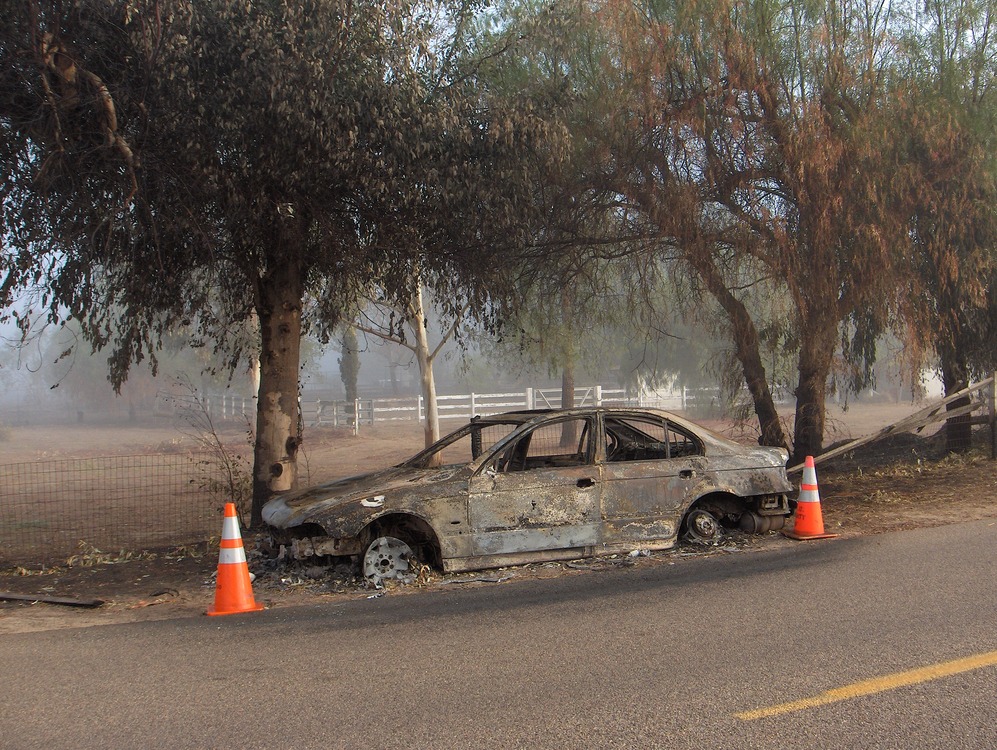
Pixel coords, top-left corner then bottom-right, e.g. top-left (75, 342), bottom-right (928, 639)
top-left (263, 408), bottom-right (794, 583)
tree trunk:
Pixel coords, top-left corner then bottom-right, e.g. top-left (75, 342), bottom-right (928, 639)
top-left (340, 326), bottom-right (359, 403)
top-left (689, 255), bottom-right (788, 450)
top-left (561, 365), bottom-right (575, 409)
top-left (250, 251), bottom-right (304, 528)
top-left (560, 360), bottom-right (578, 448)
top-left (560, 287), bottom-right (577, 412)
top-left (410, 284), bottom-right (440, 451)
top-left (791, 319), bottom-right (837, 464)
top-left (941, 351), bottom-right (972, 454)
top-left (936, 267), bottom-right (973, 453)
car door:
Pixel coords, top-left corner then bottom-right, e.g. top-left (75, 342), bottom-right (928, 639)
top-left (468, 415), bottom-right (602, 557)
top-left (599, 414), bottom-right (705, 546)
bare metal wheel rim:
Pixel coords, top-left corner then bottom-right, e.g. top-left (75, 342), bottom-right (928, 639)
top-left (684, 508), bottom-right (720, 543)
top-left (363, 536), bottom-right (413, 584)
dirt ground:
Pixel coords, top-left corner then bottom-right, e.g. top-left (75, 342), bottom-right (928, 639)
top-left (2, 402), bottom-right (996, 634)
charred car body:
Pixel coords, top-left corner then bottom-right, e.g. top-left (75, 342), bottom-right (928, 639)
top-left (263, 408), bottom-right (794, 582)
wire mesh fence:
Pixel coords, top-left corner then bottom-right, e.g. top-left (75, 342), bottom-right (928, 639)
top-left (2, 379), bottom-right (993, 568)
top-left (0, 453), bottom-right (232, 567)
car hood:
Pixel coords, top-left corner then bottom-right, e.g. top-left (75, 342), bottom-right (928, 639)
top-left (262, 464), bottom-right (468, 528)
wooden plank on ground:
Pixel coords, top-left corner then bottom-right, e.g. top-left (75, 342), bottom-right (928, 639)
top-left (0, 592), bottom-right (105, 608)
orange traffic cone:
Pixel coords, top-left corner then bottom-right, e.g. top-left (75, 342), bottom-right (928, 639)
top-left (783, 455), bottom-right (839, 541)
top-left (207, 503), bottom-right (265, 616)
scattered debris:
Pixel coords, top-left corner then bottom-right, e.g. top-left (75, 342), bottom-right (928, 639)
top-left (279, 576), bottom-right (308, 587)
top-left (65, 541), bottom-right (157, 568)
top-left (165, 540), bottom-right (216, 560)
top-left (14, 565), bottom-right (64, 577)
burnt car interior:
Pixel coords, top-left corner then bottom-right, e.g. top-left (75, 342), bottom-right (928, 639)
top-left (498, 417), bottom-right (593, 471)
top-left (604, 416), bottom-right (703, 462)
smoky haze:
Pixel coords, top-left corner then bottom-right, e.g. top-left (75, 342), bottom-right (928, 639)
top-left (0, 315), bottom-right (934, 434)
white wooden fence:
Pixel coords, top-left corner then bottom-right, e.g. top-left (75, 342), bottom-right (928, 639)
top-left (311, 386), bottom-right (636, 430)
top-left (156, 384), bottom-right (704, 431)
top-left (304, 385), bottom-right (715, 431)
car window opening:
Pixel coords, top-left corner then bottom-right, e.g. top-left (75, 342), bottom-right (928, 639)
top-left (605, 416), bottom-right (703, 463)
top-left (500, 418), bottom-right (592, 472)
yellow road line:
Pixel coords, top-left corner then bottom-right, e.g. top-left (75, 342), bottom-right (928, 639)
top-left (736, 650), bottom-right (997, 721)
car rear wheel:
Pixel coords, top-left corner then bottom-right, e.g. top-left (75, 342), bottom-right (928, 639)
top-left (682, 507), bottom-right (722, 544)
top-left (363, 535), bottom-right (416, 585)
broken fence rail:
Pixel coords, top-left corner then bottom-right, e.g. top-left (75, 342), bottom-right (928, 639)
top-left (788, 374), bottom-right (997, 474)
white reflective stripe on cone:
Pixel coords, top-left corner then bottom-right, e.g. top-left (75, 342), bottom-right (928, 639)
top-left (219, 546), bottom-right (248, 565)
top-left (221, 515), bottom-right (241, 540)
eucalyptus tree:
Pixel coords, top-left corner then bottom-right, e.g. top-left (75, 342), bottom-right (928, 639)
top-left (349, 272), bottom-right (466, 450)
top-left (478, 248), bottom-right (645, 407)
top-left (891, 0), bottom-right (997, 451)
top-left (465, 0), bottom-right (664, 412)
top-left (0, 0), bottom-right (568, 523)
top-left (555, 0), bottom-right (909, 461)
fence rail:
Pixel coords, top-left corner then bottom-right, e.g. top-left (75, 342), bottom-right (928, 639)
top-left (304, 386), bottom-right (710, 430)
top-left (155, 384), bottom-right (693, 430)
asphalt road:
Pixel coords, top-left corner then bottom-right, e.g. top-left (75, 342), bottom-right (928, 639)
top-left (3, 520), bottom-right (997, 750)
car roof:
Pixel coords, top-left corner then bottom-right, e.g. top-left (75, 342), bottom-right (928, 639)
top-left (469, 407), bottom-right (692, 430)
top-left (468, 407), bottom-right (742, 450)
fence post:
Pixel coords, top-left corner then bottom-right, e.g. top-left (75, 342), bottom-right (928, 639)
top-left (595, 385), bottom-right (603, 406)
top-left (470, 392), bottom-right (477, 418)
top-left (525, 388), bottom-right (534, 410)
top-left (354, 398), bottom-right (361, 436)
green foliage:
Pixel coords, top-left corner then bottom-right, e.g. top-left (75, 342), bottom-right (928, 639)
top-left (889, 0), bottom-right (997, 385)
top-left (0, 0), bottom-right (566, 385)
top-left (516, 0), bottom-right (934, 455)
top-left (1, 0), bottom-right (571, 517)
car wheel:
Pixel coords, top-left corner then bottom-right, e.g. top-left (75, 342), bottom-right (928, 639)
top-left (682, 507), bottom-right (722, 544)
top-left (363, 535), bottom-right (415, 585)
